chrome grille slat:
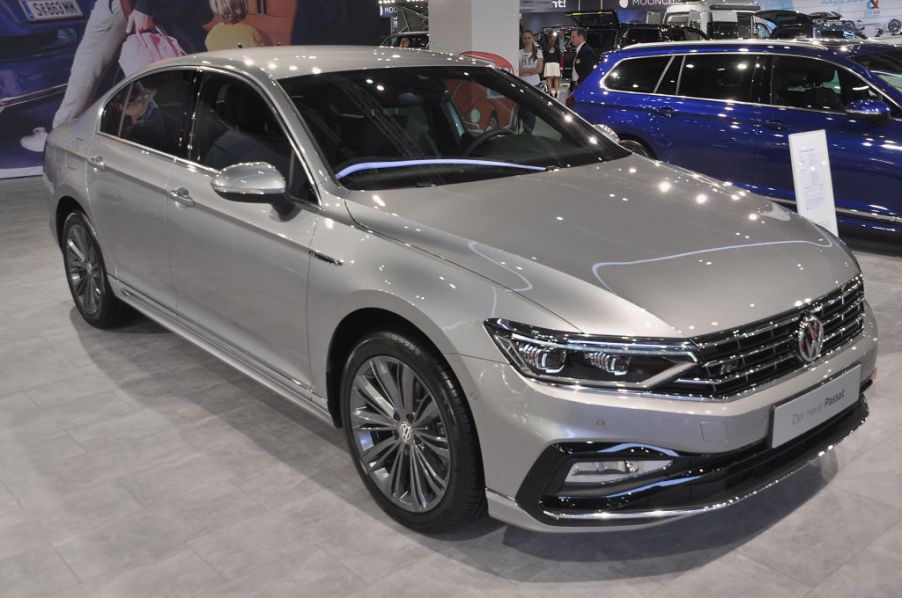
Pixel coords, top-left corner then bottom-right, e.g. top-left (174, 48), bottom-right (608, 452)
top-left (656, 277), bottom-right (865, 400)
top-left (675, 352), bottom-right (797, 386)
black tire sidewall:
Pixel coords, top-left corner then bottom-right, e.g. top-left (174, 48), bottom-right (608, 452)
top-left (340, 331), bottom-right (482, 532)
top-left (61, 211), bottom-right (121, 328)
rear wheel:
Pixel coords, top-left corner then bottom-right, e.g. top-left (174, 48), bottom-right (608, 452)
top-left (619, 138), bottom-right (655, 158)
top-left (62, 211), bottom-right (132, 328)
top-left (341, 330), bottom-right (484, 533)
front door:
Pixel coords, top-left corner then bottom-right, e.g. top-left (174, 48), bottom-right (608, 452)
top-left (87, 69), bottom-right (197, 310)
top-left (754, 55), bottom-right (902, 220)
top-left (167, 72), bottom-right (319, 390)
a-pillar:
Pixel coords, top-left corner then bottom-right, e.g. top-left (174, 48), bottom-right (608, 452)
top-left (428, 0), bottom-right (520, 72)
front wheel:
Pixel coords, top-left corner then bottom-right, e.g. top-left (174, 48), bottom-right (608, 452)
top-left (61, 211), bottom-right (132, 328)
top-left (340, 330), bottom-right (485, 533)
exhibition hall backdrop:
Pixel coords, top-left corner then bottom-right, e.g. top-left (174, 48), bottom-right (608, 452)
top-left (0, 0), bottom-right (381, 178)
top-left (1, 0), bottom-right (900, 178)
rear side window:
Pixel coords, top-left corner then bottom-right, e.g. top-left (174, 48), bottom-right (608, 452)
top-left (104, 70), bottom-right (195, 156)
top-left (100, 85), bottom-right (131, 136)
top-left (679, 54), bottom-right (754, 101)
top-left (605, 56), bottom-right (671, 93)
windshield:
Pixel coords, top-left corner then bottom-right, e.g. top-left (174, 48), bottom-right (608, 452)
top-left (279, 66), bottom-right (626, 190)
top-left (852, 50), bottom-right (902, 93)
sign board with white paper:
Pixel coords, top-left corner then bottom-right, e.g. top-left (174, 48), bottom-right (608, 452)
top-left (788, 129), bottom-right (838, 236)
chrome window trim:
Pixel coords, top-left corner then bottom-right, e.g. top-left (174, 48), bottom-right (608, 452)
top-left (92, 64), bottom-right (323, 206)
top-left (600, 51), bottom-right (767, 107)
top-left (598, 50), bottom-right (902, 119)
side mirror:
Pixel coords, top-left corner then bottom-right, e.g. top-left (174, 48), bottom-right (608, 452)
top-left (845, 99), bottom-right (891, 122)
top-left (593, 123), bottom-right (620, 142)
top-left (211, 162), bottom-right (294, 216)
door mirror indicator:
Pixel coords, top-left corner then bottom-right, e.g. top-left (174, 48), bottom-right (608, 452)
top-left (211, 162), bottom-right (294, 216)
top-left (845, 99), bottom-right (891, 122)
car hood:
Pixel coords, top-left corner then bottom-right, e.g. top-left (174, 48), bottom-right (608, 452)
top-left (343, 156), bottom-right (860, 337)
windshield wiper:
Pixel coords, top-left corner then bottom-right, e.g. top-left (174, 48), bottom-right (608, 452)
top-left (335, 158), bottom-right (547, 180)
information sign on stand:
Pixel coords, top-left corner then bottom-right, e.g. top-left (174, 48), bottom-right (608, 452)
top-left (788, 130), bottom-right (838, 235)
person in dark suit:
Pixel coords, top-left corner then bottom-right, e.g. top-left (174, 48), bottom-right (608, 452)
top-left (569, 27), bottom-right (597, 90)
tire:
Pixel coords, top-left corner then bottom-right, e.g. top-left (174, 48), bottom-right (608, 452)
top-left (889, 19), bottom-right (901, 34)
top-left (619, 138), bottom-right (655, 159)
top-left (61, 211), bottom-right (132, 328)
top-left (340, 330), bottom-right (485, 533)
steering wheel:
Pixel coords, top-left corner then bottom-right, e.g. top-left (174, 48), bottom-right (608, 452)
top-left (463, 127), bottom-right (515, 156)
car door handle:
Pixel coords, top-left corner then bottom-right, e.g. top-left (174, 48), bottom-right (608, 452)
top-left (168, 187), bottom-right (195, 208)
top-left (88, 155), bottom-right (106, 171)
top-left (654, 106), bottom-right (675, 117)
top-left (764, 119), bottom-right (786, 131)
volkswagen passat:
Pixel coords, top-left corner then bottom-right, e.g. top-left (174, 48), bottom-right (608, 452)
top-left (44, 47), bottom-right (877, 532)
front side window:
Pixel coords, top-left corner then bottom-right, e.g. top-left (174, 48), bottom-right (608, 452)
top-left (191, 74), bottom-right (310, 197)
top-left (679, 54), bottom-right (755, 101)
top-left (605, 56), bottom-right (671, 93)
top-left (104, 70), bottom-right (195, 156)
top-left (770, 56), bottom-right (887, 113)
top-left (279, 66), bottom-right (627, 191)
top-left (852, 49), bottom-right (902, 94)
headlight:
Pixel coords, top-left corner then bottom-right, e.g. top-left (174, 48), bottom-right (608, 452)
top-left (485, 319), bottom-right (698, 389)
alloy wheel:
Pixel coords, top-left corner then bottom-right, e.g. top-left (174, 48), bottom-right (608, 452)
top-left (64, 222), bottom-right (104, 317)
top-left (349, 356), bottom-right (451, 513)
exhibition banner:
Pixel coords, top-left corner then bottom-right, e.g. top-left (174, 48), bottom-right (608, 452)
top-left (0, 0), bottom-right (380, 179)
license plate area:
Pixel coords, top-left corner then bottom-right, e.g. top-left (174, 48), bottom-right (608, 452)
top-left (771, 365), bottom-right (861, 448)
top-left (19, 0), bottom-right (83, 22)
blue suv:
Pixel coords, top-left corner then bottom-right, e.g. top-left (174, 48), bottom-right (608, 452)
top-left (570, 40), bottom-right (902, 233)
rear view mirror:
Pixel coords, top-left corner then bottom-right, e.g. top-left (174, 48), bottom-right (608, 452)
top-left (845, 99), bottom-right (891, 122)
top-left (211, 162), bottom-right (294, 216)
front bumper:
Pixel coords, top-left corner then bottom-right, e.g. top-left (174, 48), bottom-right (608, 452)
top-left (448, 305), bottom-right (877, 532)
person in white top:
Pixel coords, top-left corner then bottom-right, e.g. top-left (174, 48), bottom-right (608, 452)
top-left (518, 30), bottom-right (544, 88)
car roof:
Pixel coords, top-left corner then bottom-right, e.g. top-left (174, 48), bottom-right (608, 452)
top-left (613, 38), bottom-right (894, 60)
top-left (156, 45), bottom-right (485, 81)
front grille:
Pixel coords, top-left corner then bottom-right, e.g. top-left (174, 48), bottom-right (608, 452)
top-left (656, 276), bottom-right (865, 399)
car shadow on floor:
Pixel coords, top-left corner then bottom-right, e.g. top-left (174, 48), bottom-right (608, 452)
top-left (420, 457), bottom-right (837, 581)
top-left (842, 228), bottom-right (902, 258)
top-left (71, 308), bottom-right (839, 582)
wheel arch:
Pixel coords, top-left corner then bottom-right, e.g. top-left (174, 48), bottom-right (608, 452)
top-left (55, 195), bottom-right (87, 248)
top-left (324, 304), bottom-right (454, 428)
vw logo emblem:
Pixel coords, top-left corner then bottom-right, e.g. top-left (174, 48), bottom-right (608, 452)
top-left (397, 421), bottom-right (413, 444)
top-left (796, 314), bottom-right (824, 363)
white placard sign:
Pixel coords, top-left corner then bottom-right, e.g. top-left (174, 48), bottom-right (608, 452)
top-left (788, 130), bottom-right (838, 235)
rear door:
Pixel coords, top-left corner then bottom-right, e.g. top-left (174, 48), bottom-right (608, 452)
top-left (649, 52), bottom-right (765, 185)
top-left (753, 55), bottom-right (902, 219)
top-left (87, 69), bottom-right (197, 311)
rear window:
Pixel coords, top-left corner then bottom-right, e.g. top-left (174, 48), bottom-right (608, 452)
top-left (605, 56), bottom-right (671, 93)
top-left (679, 54), bottom-right (755, 101)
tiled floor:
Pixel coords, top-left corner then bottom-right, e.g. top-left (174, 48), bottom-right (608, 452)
top-left (1, 176), bottom-right (901, 598)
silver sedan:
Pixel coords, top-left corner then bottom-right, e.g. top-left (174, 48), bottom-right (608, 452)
top-left (44, 46), bottom-right (877, 532)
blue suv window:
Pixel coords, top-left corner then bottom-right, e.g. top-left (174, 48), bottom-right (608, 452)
top-left (605, 56), bottom-right (671, 93)
top-left (770, 56), bottom-right (890, 114)
top-left (679, 54), bottom-right (754, 101)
